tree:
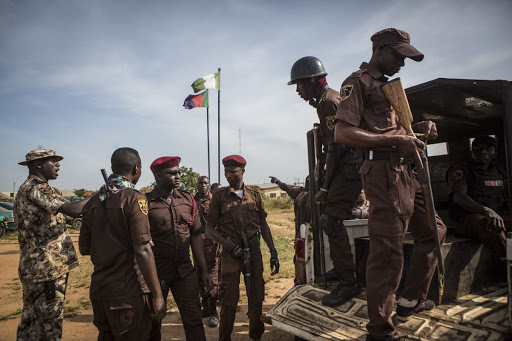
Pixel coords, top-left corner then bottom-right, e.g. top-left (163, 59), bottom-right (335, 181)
top-left (147, 166), bottom-right (201, 194)
top-left (73, 188), bottom-right (87, 197)
top-left (180, 166), bottom-right (200, 194)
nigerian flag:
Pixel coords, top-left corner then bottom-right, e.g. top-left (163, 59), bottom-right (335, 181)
top-left (191, 72), bottom-right (220, 93)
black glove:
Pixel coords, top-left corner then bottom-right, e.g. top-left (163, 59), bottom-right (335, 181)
top-left (226, 241), bottom-right (243, 258)
top-left (270, 248), bottom-right (280, 275)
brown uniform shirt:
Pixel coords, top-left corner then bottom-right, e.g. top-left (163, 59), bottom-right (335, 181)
top-left (207, 185), bottom-right (267, 241)
top-left (194, 192), bottom-right (212, 234)
top-left (14, 175), bottom-right (78, 283)
top-left (335, 62), bottom-right (406, 137)
top-left (317, 87), bottom-right (340, 146)
top-left (146, 187), bottom-right (201, 281)
top-left (284, 186), bottom-right (310, 240)
top-left (79, 190), bottom-right (151, 300)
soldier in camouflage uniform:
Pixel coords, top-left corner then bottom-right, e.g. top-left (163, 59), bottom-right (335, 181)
top-left (14, 149), bottom-right (91, 340)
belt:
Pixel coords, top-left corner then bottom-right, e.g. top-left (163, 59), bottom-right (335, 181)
top-left (366, 150), bottom-right (409, 164)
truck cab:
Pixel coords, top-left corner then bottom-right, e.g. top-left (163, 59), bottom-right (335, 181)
top-left (267, 78), bottom-right (512, 340)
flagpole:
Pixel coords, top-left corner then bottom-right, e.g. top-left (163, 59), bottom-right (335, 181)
top-left (217, 67), bottom-right (221, 183)
top-left (207, 105), bottom-right (211, 179)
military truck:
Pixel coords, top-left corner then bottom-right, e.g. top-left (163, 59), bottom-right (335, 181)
top-left (266, 78), bottom-right (512, 340)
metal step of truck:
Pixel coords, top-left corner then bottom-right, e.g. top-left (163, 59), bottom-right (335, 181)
top-left (266, 284), bottom-right (509, 340)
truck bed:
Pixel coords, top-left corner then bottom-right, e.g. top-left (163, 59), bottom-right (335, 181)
top-left (266, 283), bottom-right (509, 340)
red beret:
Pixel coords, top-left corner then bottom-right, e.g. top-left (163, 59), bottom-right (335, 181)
top-left (150, 156), bottom-right (181, 173)
top-left (222, 155), bottom-right (246, 167)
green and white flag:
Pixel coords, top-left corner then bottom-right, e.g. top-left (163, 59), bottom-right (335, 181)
top-left (191, 71), bottom-right (220, 93)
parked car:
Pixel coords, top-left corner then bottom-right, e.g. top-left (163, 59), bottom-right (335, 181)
top-left (0, 202), bottom-right (17, 237)
top-left (63, 196), bottom-right (83, 229)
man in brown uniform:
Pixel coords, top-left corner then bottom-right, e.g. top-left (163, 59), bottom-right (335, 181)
top-left (447, 136), bottom-right (508, 258)
top-left (206, 155), bottom-right (280, 341)
top-left (80, 147), bottom-right (166, 341)
top-left (269, 176), bottom-right (310, 284)
top-left (288, 56), bottom-right (363, 305)
top-left (15, 149), bottom-right (91, 340)
top-left (146, 157), bottom-right (211, 341)
top-left (334, 29), bottom-right (447, 341)
top-left (194, 176), bottom-right (221, 328)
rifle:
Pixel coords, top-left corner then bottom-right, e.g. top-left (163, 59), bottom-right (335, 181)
top-left (381, 78), bottom-right (446, 304)
top-left (307, 129), bottom-right (327, 289)
top-left (101, 169), bottom-right (108, 183)
top-left (228, 204), bottom-right (252, 318)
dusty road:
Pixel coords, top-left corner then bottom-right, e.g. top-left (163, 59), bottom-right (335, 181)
top-left (0, 216), bottom-right (297, 341)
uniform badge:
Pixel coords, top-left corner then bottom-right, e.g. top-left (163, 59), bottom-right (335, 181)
top-left (325, 115), bottom-right (335, 130)
top-left (453, 170), bottom-right (464, 180)
top-left (340, 85), bottom-right (353, 101)
top-left (38, 184), bottom-right (52, 194)
top-left (138, 199), bottom-right (148, 215)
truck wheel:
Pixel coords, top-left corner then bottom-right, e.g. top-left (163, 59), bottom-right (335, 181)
top-left (0, 225), bottom-right (5, 238)
top-left (72, 218), bottom-right (82, 230)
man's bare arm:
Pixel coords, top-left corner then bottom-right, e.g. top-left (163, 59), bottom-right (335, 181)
top-left (190, 234), bottom-right (212, 292)
top-left (452, 192), bottom-right (505, 230)
top-left (205, 222), bottom-right (229, 248)
top-left (335, 121), bottom-right (425, 166)
top-left (133, 242), bottom-right (166, 321)
top-left (59, 196), bottom-right (93, 217)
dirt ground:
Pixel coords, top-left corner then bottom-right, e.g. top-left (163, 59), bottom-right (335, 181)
top-left (0, 213), bottom-right (297, 341)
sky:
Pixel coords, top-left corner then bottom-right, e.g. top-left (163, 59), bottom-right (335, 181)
top-left (1, 0), bottom-right (511, 193)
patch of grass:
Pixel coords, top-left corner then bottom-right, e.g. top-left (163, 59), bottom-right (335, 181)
top-left (0, 308), bottom-right (22, 321)
top-left (263, 197), bottom-right (293, 212)
top-left (1, 231), bottom-right (18, 241)
top-left (2, 278), bottom-right (22, 298)
top-left (64, 297), bottom-right (91, 318)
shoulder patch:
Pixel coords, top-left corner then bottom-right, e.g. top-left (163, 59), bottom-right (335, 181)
top-left (325, 115), bottom-right (336, 130)
top-left (138, 199), bottom-right (149, 215)
top-left (340, 85), bottom-right (353, 101)
top-left (453, 169), bottom-right (464, 180)
top-left (38, 183), bottom-right (53, 194)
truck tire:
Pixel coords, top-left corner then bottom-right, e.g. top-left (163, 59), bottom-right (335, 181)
top-left (72, 218), bottom-right (82, 230)
top-left (0, 224), bottom-right (5, 238)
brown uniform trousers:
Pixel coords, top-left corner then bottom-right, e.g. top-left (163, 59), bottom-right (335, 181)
top-left (456, 213), bottom-right (508, 258)
top-left (322, 170), bottom-right (362, 272)
top-left (17, 274), bottom-right (69, 341)
top-left (218, 236), bottom-right (265, 341)
top-left (149, 271), bottom-right (204, 341)
top-left (92, 294), bottom-right (152, 341)
top-left (360, 159), bottom-right (447, 339)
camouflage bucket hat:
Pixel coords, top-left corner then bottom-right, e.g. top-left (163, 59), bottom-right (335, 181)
top-left (19, 149), bottom-right (63, 166)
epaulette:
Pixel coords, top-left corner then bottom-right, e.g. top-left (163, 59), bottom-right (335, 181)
top-left (246, 185), bottom-right (261, 192)
top-left (348, 69), bottom-right (365, 79)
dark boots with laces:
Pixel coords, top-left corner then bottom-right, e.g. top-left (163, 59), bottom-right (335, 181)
top-left (208, 298), bottom-right (219, 328)
top-left (321, 270), bottom-right (361, 307)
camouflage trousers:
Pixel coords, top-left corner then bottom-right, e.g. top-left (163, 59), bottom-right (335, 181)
top-left (17, 273), bottom-right (69, 341)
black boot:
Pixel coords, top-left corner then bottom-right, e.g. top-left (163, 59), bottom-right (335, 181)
top-left (201, 297), bottom-right (210, 318)
top-left (208, 298), bottom-right (219, 328)
top-left (321, 271), bottom-right (361, 307)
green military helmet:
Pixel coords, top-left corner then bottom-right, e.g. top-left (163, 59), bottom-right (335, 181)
top-left (288, 56), bottom-right (327, 85)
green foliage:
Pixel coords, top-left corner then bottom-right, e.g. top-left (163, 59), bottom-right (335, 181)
top-left (73, 188), bottom-right (87, 197)
top-left (180, 166), bottom-right (200, 194)
top-left (262, 196), bottom-right (294, 212)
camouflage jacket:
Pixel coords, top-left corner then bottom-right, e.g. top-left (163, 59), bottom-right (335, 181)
top-left (14, 175), bottom-right (79, 282)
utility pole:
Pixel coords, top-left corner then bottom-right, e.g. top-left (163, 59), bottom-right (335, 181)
top-left (239, 129), bottom-right (242, 154)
